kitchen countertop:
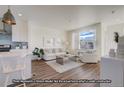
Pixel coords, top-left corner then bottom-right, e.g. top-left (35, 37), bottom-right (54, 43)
top-left (0, 49), bottom-right (31, 57)
top-left (0, 49), bottom-right (32, 87)
top-left (101, 56), bottom-right (124, 62)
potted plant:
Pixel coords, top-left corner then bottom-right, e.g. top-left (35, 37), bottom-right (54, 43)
top-left (39, 48), bottom-right (44, 59)
top-left (114, 32), bottom-right (119, 43)
top-left (32, 47), bottom-right (44, 60)
top-left (114, 32), bottom-right (119, 50)
top-left (109, 32), bottom-right (120, 57)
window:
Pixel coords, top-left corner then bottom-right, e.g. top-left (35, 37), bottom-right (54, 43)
top-left (79, 30), bottom-right (96, 50)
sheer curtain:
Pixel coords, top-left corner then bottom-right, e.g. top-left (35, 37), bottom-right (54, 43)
top-left (72, 32), bottom-right (80, 54)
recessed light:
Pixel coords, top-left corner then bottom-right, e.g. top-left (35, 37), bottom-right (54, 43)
top-left (18, 13), bottom-right (22, 16)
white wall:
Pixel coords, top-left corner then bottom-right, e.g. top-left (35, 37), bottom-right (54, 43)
top-left (70, 6), bottom-right (124, 57)
top-left (28, 21), bottom-right (67, 51)
top-left (27, 6), bottom-right (124, 58)
top-left (4, 5), bottom-right (124, 57)
top-left (98, 6), bottom-right (124, 56)
top-left (67, 23), bottom-right (101, 60)
top-left (101, 23), bottom-right (124, 56)
top-left (67, 6), bottom-right (99, 30)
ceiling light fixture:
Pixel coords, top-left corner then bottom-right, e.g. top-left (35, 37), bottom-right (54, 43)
top-left (2, 5), bottom-right (16, 25)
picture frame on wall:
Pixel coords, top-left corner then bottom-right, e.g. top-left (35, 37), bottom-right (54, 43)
top-left (43, 38), bottom-right (54, 48)
top-left (54, 38), bottom-right (63, 48)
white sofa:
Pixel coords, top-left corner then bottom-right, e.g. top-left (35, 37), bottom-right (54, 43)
top-left (78, 51), bottom-right (98, 63)
top-left (79, 53), bottom-right (98, 63)
top-left (70, 49), bottom-right (98, 63)
top-left (43, 48), bottom-right (66, 60)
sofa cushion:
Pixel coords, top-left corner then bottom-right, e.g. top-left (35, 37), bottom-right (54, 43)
top-left (43, 48), bottom-right (66, 60)
top-left (52, 49), bottom-right (56, 53)
top-left (59, 48), bottom-right (62, 52)
top-left (55, 48), bottom-right (60, 53)
top-left (55, 52), bottom-right (66, 55)
top-left (44, 53), bottom-right (56, 56)
top-left (44, 49), bottom-right (53, 54)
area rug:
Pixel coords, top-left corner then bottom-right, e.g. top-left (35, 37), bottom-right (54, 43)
top-left (46, 60), bottom-right (84, 73)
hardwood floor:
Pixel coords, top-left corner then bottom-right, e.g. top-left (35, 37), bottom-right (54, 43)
top-left (26, 60), bottom-right (100, 87)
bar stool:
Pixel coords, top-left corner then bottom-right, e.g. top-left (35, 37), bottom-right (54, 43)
top-left (0, 55), bottom-right (26, 87)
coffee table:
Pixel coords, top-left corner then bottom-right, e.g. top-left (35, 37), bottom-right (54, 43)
top-left (56, 54), bottom-right (80, 65)
top-left (56, 55), bottom-right (69, 65)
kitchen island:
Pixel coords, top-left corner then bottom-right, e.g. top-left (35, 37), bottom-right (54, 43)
top-left (0, 49), bottom-right (32, 87)
top-left (100, 56), bottom-right (124, 87)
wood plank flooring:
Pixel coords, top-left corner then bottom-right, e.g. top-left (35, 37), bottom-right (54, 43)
top-left (26, 60), bottom-right (100, 87)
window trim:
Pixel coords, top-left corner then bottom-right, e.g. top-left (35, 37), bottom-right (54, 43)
top-left (79, 29), bottom-right (96, 51)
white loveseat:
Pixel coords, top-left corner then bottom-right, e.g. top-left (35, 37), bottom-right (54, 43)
top-left (79, 53), bottom-right (98, 63)
top-left (70, 49), bottom-right (98, 63)
top-left (78, 51), bottom-right (98, 63)
top-left (43, 48), bottom-right (66, 60)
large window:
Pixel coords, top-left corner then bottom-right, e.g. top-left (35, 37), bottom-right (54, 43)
top-left (79, 30), bottom-right (96, 50)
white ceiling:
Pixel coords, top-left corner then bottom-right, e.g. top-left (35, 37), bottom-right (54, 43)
top-left (0, 5), bottom-right (78, 30)
top-left (0, 5), bottom-right (124, 31)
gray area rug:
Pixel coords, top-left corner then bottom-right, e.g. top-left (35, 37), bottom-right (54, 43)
top-left (46, 60), bottom-right (84, 73)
